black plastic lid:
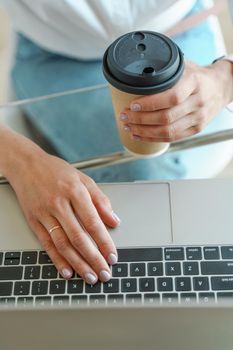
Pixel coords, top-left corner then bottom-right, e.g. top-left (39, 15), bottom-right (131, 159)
top-left (103, 31), bottom-right (184, 95)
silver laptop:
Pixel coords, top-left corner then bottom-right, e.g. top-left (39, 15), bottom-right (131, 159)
top-left (1, 179), bottom-right (233, 350)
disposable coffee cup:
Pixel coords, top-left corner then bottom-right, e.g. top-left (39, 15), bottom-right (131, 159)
top-left (103, 31), bottom-right (184, 157)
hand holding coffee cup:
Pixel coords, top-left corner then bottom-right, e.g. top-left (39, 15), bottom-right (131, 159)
top-left (119, 58), bottom-right (233, 144)
top-left (103, 31), bottom-right (184, 156)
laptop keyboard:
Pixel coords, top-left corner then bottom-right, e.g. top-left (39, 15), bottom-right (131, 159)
top-left (1, 246), bottom-right (233, 307)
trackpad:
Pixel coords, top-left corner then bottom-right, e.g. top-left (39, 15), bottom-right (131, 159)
top-left (100, 183), bottom-right (172, 247)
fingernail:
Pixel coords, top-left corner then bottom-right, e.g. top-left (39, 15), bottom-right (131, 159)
top-left (119, 113), bottom-right (128, 121)
top-left (111, 210), bottom-right (121, 224)
top-left (124, 125), bottom-right (131, 132)
top-left (130, 103), bottom-right (141, 111)
top-left (108, 253), bottom-right (118, 265)
top-left (61, 268), bottom-right (73, 279)
top-left (133, 135), bottom-right (141, 141)
top-left (99, 270), bottom-right (111, 282)
top-left (85, 272), bottom-right (98, 285)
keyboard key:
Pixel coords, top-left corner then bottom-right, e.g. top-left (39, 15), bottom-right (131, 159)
top-left (139, 278), bottom-right (155, 292)
top-left (118, 248), bottom-right (162, 262)
top-left (4, 257), bottom-right (20, 266)
top-left (32, 281), bottom-right (48, 295)
top-left (103, 279), bottom-right (119, 293)
top-left (148, 262), bottom-right (163, 276)
top-left (85, 282), bottom-right (101, 294)
top-left (0, 282), bottom-right (13, 296)
top-left (121, 278), bottom-right (137, 293)
top-left (203, 247), bottom-right (220, 260)
top-left (0, 253), bottom-right (3, 265)
top-left (211, 276), bottom-right (233, 290)
top-left (4, 252), bottom-right (21, 265)
top-left (180, 293), bottom-right (197, 304)
top-left (199, 293), bottom-right (215, 304)
top-left (130, 263), bottom-right (145, 276)
top-left (14, 281), bottom-right (30, 296)
top-left (201, 261), bottom-right (233, 275)
top-left (162, 293), bottom-right (178, 304)
top-left (68, 280), bottom-right (83, 294)
top-left (72, 295), bottom-right (88, 305)
top-left (0, 297), bottom-right (15, 306)
top-left (144, 293), bottom-right (160, 304)
top-left (221, 246), bottom-right (233, 259)
top-left (17, 297), bottom-right (33, 306)
top-left (175, 277), bottom-right (191, 292)
top-left (5, 252), bottom-right (20, 260)
top-left (186, 247), bottom-right (202, 260)
top-left (217, 292), bottom-right (233, 302)
top-left (53, 296), bottom-right (69, 306)
top-left (42, 265), bottom-right (58, 279)
top-left (157, 278), bottom-right (173, 292)
top-left (50, 280), bottom-right (66, 294)
top-left (125, 294), bottom-right (142, 304)
top-left (112, 264), bottom-right (128, 277)
top-left (193, 277), bottom-right (209, 291)
top-left (89, 295), bottom-right (106, 305)
top-left (0, 266), bottom-right (23, 280)
top-left (164, 247), bottom-right (184, 261)
top-left (183, 262), bottom-right (199, 275)
top-left (22, 251), bottom-right (38, 265)
top-left (108, 294), bottom-right (124, 305)
top-left (24, 266), bottom-right (41, 280)
top-left (165, 262), bottom-right (181, 276)
top-left (35, 296), bottom-right (51, 306)
top-left (39, 251), bottom-right (52, 264)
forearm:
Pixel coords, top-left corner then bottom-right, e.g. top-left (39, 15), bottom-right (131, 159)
top-left (0, 123), bottom-right (45, 182)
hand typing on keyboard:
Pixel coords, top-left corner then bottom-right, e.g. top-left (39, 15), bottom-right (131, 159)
top-left (3, 136), bottom-right (120, 284)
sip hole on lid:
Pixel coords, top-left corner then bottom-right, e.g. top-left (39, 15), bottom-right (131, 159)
top-left (143, 67), bottom-right (155, 76)
top-left (132, 32), bottom-right (145, 41)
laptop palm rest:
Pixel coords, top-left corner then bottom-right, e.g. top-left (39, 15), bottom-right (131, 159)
top-left (1, 179), bottom-right (233, 250)
top-left (0, 182), bottom-right (173, 250)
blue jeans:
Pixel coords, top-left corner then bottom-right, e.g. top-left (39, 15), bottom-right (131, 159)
top-left (11, 0), bottom-right (233, 182)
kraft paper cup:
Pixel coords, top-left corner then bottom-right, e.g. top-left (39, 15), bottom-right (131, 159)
top-left (103, 31), bottom-right (184, 157)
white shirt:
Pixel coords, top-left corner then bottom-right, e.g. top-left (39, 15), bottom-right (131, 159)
top-left (3, 0), bottom-right (196, 59)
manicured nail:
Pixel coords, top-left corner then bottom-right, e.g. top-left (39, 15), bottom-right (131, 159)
top-left (108, 253), bottom-right (118, 265)
top-left (85, 272), bottom-right (98, 285)
top-left (119, 113), bottom-right (128, 121)
top-left (61, 268), bottom-right (73, 279)
top-left (99, 270), bottom-right (111, 282)
top-left (112, 210), bottom-right (121, 224)
top-left (124, 125), bottom-right (131, 132)
top-left (133, 135), bottom-right (141, 141)
top-left (130, 103), bottom-right (141, 111)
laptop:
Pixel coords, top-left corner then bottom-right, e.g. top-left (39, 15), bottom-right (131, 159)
top-left (1, 178), bottom-right (233, 350)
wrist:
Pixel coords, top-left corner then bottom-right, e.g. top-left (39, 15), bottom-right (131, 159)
top-left (210, 58), bottom-right (233, 105)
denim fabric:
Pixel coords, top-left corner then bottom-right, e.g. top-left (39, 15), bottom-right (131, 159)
top-left (11, 0), bottom-right (233, 182)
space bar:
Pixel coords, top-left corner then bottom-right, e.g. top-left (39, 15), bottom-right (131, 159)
top-left (118, 248), bottom-right (163, 262)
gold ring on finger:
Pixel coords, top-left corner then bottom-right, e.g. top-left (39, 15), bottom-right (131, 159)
top-left (48, 225), bottom-right (62, 234)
